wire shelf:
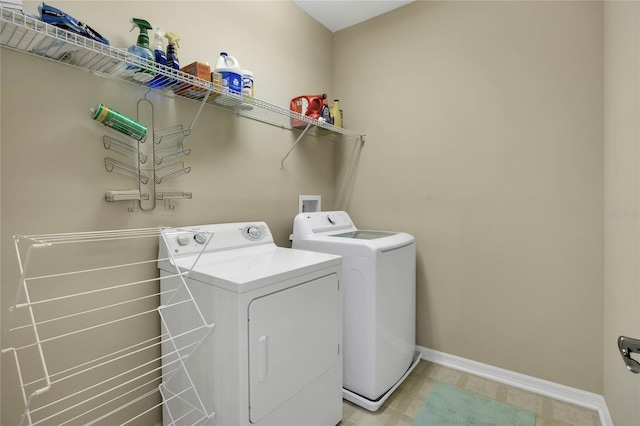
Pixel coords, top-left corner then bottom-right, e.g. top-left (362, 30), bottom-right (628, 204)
top-left (0, 7), bottom-right (364, 140)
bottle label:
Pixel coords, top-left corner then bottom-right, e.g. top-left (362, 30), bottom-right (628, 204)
top-left (242, 75), bottom-right (254, 98)
top-left (220, 71), bottom-right (242, 94)
top-left (92, 105), bottom-right (147, 140)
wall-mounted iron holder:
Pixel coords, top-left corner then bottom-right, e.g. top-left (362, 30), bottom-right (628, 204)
top-left (155, 161), bottom-right (191, 184)
top-left (154, 144), bottom-right (191, 166)
top-left (153, 125), bottom-right (192, 166)
top-left (103, 135), bottom-right (148, 164)
top-left (104, 157), bottom-right (149, 184)
top-left (154, 124), bottom-right (191, 145)
top-left (156, 191), bottom-right (193, 210)
top-left (101, 88), bottom-right (210, 212)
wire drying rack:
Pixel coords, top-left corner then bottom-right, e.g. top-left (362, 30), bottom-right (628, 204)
top-left (2, 228), bottom-right (216, 426)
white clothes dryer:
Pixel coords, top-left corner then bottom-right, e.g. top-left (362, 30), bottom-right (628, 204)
top-left (292, 211), bottom-right (419, 412)
top-left (158, 222), bottom-right (343, 426)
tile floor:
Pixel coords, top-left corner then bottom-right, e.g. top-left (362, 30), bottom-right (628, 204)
top-left (340, 360), bottom-right (601, 426)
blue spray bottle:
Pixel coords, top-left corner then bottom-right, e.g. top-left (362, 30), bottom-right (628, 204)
top-left (164, 32), bottom-right (180, 86)
top-left (149, 27), bottom-right (169, 88)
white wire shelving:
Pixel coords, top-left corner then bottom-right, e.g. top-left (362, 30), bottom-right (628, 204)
top-left (3, 228), bottom-right (216, 426)
top-left (0, 7), bottom-right (365, 141)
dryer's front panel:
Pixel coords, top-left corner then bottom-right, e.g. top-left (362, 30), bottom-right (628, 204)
top-left (248, 273), bottom-right (340, 423)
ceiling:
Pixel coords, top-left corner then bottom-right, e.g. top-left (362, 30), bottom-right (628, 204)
top-left (292, 0), bottom-right (414, 33)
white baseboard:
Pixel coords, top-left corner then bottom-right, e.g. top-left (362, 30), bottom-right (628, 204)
top-left (417, 345), bottom-right (613, 426)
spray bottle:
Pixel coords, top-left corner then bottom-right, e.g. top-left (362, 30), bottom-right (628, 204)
top-left (317, 97), bottom-right (333, 135)
top-left (164, 32), bottom-right (180, 86)
top-left (126, 18), bottom-right (155, 83)
top-left (149, 27), bottom-right (168, 88)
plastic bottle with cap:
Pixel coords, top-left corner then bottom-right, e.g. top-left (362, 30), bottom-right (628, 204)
top-left (242, 69), bottom-right (254, 98)
top-left (149, 27), bottom-right (168, 88)
top-left (330, 99), bottom-right (342, 128)
top-left (214, 52), bottom-right (243, 94)
top-left (164, 32), bottom-right (180, 86)
top-left (125, 18), bottom-right (155, 82)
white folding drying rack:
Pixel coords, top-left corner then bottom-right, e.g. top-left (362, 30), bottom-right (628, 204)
top-left (2, 228), bottom-right (215, 426)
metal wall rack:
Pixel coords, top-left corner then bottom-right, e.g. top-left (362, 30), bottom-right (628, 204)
top-left (3, 228), bottom-right (215, 426)
top-left (0, 7), bottom-right (365, 168)
top-left (101, 98), bottom-right (198, 212)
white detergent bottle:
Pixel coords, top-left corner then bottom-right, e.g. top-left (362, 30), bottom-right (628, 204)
top-left (214, 52), bottom-right (242, 95)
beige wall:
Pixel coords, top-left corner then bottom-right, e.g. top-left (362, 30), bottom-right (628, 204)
top-left (1, 2), bottom-right (336, 424)
top-left (335, 1), bottom-right (604, 393)
top-left (604, 2), bottom-right (640, 425)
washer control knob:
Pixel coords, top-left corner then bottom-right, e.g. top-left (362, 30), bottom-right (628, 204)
top-left (177, 234), bottom-right (190, 246)
top-left (194, 233), bottom-right (207, 244)
top-left (246, 226), bottom-right (262, 240)
top-left (327, 214), bottom-right (336, 225)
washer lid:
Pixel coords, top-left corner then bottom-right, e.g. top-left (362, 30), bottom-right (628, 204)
top-left (294, 231), bottom-right (414, 257)
top-left (172, 245), bottom-right (341, 293)
top-left (330, 230), bottom-right (398, 240)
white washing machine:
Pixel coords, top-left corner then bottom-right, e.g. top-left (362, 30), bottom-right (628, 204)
top-left (157, 222), bottom-right (343, 426)
top-left (292, 211), bottom-right (419, 412)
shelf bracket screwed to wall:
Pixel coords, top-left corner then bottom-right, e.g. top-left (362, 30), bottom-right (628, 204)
top-left (280, 125), bottom-right (366, 169)
top-left (280, 123), bottom-right (313, 169)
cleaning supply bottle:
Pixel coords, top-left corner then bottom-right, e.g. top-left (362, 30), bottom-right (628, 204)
top-left (290, 94), bottom-right (326, 129)
top-left (242, 69), bottom-right (254, 98)
top-left (330, 99), bottom-right (342, 128)
top-left (126, 18), bottom-right (155, 83)
top-left (214, 52), bottom-right (242, 95)
top-left (164, 31), bottom-right (180, 87)
top-left (317, 97), bottom-right (334, 135)
top-left (149, 27), bottom-right (168, 88)
top-left (321, 97), bottom-right (333, 125)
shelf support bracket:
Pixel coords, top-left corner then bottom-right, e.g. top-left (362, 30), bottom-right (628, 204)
top-left (187, 89), bottom-right (212, 135)
top-left (280, 123), bottom-right (313, 169)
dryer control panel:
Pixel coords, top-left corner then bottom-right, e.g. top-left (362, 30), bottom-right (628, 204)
top-left (160, 228), bottom-right (214, 257)
top-left (160, 222), bottom-right (273, 258)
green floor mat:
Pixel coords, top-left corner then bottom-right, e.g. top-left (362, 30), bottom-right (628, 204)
top-left (412, 382), bottom-right (535, 426)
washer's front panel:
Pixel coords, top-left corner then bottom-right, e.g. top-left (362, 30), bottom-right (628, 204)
top-left (248, 274), bottom-right (340, 423)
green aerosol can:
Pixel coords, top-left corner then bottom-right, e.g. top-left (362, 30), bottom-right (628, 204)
top-left (91, 104), bottom-right (147, 141)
